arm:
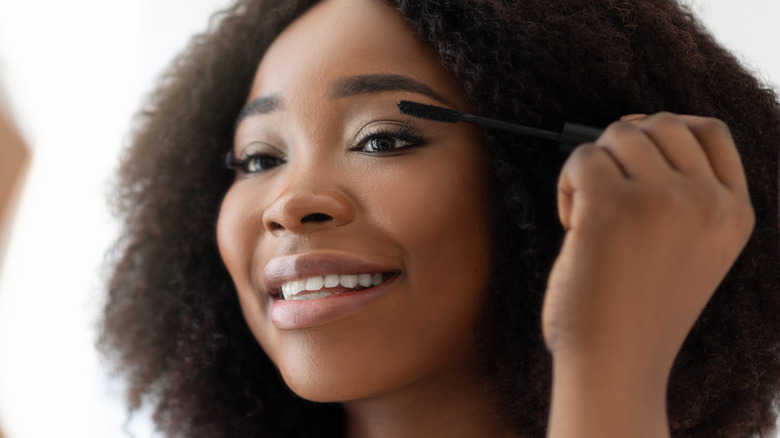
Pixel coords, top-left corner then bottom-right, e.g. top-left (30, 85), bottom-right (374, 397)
top-left (543, 113), bottom-right (754, 438)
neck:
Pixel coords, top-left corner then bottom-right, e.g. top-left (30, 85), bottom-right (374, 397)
top-left (342, 360), bottom-right (517, 438)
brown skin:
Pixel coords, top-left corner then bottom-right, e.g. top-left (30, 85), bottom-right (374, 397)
top-left (217, 0), bottom-right (754, 437)
top-left (217, 1), bottom-right (508, 437)
top-left (545, 114), bottom-right (754, 437)
top-left (98, 0), bottom-right (780, 435)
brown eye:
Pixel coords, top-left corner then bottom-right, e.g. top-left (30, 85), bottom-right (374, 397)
top-left (367, 136), bottom-right (402, 152)
top-left (226, 151), bottom-right (285, 174)
top-left (245, 155), bottom-right (284, 173)
top-left (360, 133), bottom-right (421, 153)
top-left (350, 123), bottom-right (427, 154)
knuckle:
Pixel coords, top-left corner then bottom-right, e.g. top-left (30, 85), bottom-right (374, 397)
top-left (645, 111), bottom-right (680, 127)
top-left (701, 117), bottom-right (730, 134)
top-left (651, 111), bottom-right (679, 121)
top-left (568, 142), bottom-right (601, 160)
top-left (563, 144), bottom-right (606, 177)
top-left (603, 119), bottom-right (638, 136)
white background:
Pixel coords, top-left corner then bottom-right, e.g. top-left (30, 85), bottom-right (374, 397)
top-left (0, 1), bottom-right (778, 437)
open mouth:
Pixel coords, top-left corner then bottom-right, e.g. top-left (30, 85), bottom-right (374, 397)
top-left (274, 272), bottom-right (397, 301)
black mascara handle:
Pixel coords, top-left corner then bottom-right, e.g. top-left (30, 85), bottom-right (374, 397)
top-left (559, 123), bottom-right (604, 154)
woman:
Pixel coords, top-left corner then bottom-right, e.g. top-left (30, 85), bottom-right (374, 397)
top-left (100, 0), bottom-right (780, 437)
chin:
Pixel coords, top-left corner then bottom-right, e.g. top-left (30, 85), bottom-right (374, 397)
top-left (277, 357), bottom-right (402, 403)
top-left (265, 323), bottom-right (452, 404)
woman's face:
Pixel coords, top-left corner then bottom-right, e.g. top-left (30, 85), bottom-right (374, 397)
top-left (217, 0), bottom-right (493, 402)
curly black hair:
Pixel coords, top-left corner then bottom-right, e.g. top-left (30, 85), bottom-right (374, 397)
top-left (99, 1), bottom-right (780, 437)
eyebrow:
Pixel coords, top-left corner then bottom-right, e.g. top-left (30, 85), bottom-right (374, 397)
top-left (330, 74), bottom-right (451, 105)
top-left (235, 95), bottom-right (282, 125)
top-left (235, 74), bottom-right (450, 125)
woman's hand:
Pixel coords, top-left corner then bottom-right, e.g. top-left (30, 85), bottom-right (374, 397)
top-left (543, 113), bottom-right (754, 438)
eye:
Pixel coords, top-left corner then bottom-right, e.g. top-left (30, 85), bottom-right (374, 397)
top-left (244, 154), bottom-right (285, 173)
top-left (352, 122), bottom-right (427, 154)
top-left (225, 150), bottom-right (286, 174)
top-left (363, 135), bottom-right (414, 152)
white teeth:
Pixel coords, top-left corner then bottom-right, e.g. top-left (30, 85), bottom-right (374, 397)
top-left (278, 273), bottom-right (387, 300)
top-left (324, 274), bottom-right (339, 288)
top-left (358, 274), bottom-right (372, 287)
top-left (281, 280), bottom-right (305, 300)
top-left (340, 275), bottom-right (358, 288)
top-left (305, 276), bottom-right (324, 291)
top-left (291, 279), bottom-right (306, 296)
top-left (291, 291), bottom-right (330, 301)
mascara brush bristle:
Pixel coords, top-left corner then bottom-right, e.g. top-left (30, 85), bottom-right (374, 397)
top-left (397, 100), bottom-right (460, 123)
top-left (397, 99), bottom-right (602, 153)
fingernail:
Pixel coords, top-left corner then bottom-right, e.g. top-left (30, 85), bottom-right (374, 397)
top-left (620, 113), bottom-right (647, 122)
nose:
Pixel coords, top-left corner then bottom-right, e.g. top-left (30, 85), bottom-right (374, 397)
top-left (262, 182), bottom-right (356, 235)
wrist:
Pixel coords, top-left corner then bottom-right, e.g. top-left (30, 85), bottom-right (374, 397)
top-left (547, 348), bottom-right (672, 438)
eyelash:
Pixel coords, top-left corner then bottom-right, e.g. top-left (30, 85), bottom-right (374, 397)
top-left (224, 150), bottom-right (285, 174)
top-left (225, 124), bottom-right (428, 174)
top-left (350, 123), bottom-right (427, 154)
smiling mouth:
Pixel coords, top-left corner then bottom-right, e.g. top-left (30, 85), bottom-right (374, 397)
top-left (276, 272), bottom-right (396, 301)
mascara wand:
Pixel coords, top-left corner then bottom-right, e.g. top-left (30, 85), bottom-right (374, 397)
top-left (397, 100), bottom-right (603, 154)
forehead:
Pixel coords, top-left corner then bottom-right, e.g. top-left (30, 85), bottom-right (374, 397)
top-left (249, 0), bottom-right (467, 107)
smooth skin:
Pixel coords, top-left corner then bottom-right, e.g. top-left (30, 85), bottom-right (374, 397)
top-left (216, 0), bottom-right (755, 437)
top-left (545, 114), bottom-right (754, 438)
top-left (217, 1), bottom-right (507, 437)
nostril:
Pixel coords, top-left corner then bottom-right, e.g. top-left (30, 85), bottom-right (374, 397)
top-left (269, 221), bottom-right (285, 231)
top-left (301, 213), bottom-right (333, 223)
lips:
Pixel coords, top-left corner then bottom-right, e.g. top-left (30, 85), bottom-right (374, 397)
top-left (264, 252), bottom-right (396, 296)
top-left (280, 272), bottom-right (390, 300)
top-left (262, 252), bottom-right (398, 329)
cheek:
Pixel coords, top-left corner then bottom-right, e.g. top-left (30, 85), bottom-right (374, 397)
top-left (374, 149), bottom-right (493, 281)
top-left (364, 144), bottom-right (494, 342)
top-left (216, 186), bottom-right (279, 357)
top-left (216, 186), bottom-right (253, 283)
